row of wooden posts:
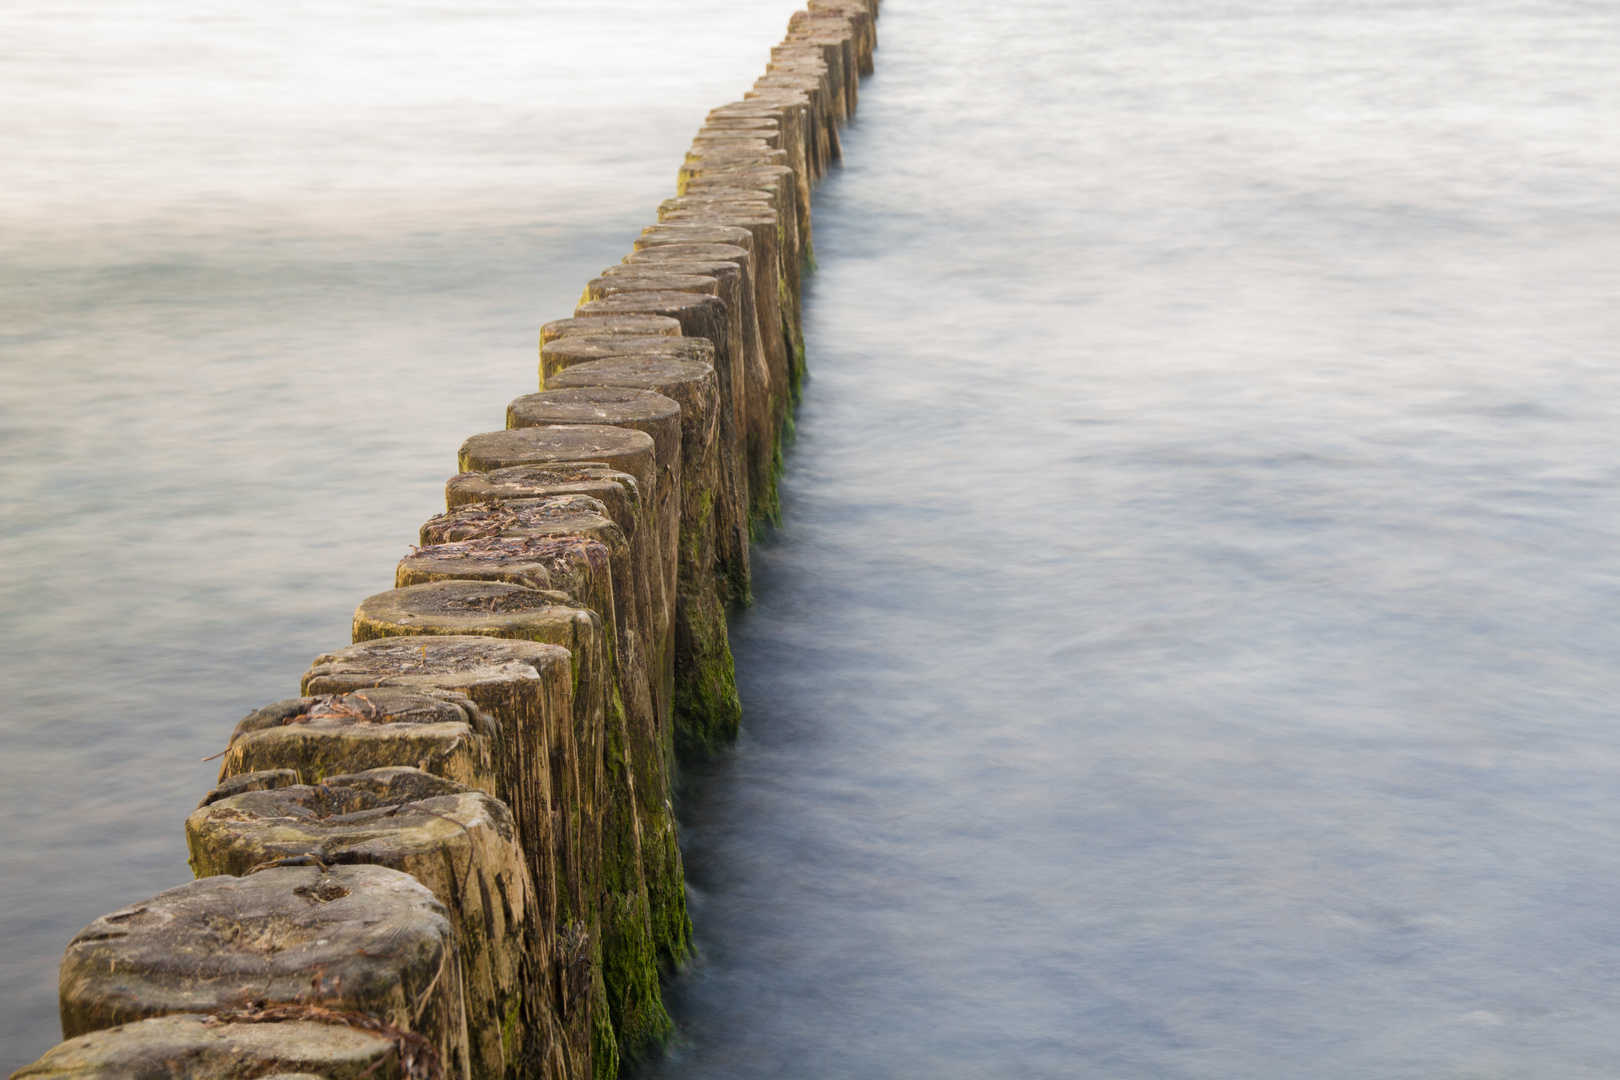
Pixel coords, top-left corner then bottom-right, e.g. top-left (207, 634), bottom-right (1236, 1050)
top-left (13, 4), bottom-right (878, 1079)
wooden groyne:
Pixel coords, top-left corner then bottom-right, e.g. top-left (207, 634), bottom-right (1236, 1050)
top-left (12, 4), bottom-right (877, 1079)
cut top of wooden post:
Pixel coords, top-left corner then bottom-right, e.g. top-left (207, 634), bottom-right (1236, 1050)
top-left (11, 1014), bottom-right (403, 1080)
top-left (539, 314), bottom-right (680, 346)
top-left (701, 117), bottom-right (780, 131)
top-left (399, 533), bottom-right (616, 596)
top-left (627, 242), bottom-right (750, 265)
top-left (185, 768), bottom-right (491, 880)
top-left (541, 333), bottom-right (714, 388)
top-left (196, 768), bottom-right (298, 808)
top-left (231, 688), bottom-right (497, 741)
top-left (459, 423), bottom-right (655, 482)
top-left (302, 636), bottom-right (571, 705)
top-left (444, 463), bottom-right (641, 535)
top-left (353, 580), bottom-right (600, 650)
top-left (58, 864), bottom-right (469, 1080)
top-left (421, 493), bottom-right (617, 545)
top-left (583, 272), bottom-right (719, 300)
top-left (506, 389), bottom-right (682, 484)
top-left (216, 687), bottom-right (501, 795)
top-left (546, 359), bottom-right (719, 465)
top-left (635, 223), bottom-right (753, 251)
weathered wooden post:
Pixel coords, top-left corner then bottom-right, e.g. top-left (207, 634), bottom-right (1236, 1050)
top-left (348, 580), bottom-right (668, 1069)
top-left (300, 637), bottom-right (588, 1078)
top-left (216, 688), bottom-right (501, 796)
top-left (13, 1014), bottom-right (406, 1079)
top-left (505, 392), bottom-right (682, 635)
top-left (625, 242), bottom-right (793, 406)
top-left (187, 768), bottom-right (554, 1080)
top-left (546, 358), bottom-right (740, 757)
top-left (567, 297), bottom-right (750, 597)
top-left (58, 865), bottom-right (471, 1079)
top-left (540, 314), bottom-right (680, 347)
top-left (541, 334), bottom-right (716, 388)
top-left (593, 262), bottom-right (774, 506)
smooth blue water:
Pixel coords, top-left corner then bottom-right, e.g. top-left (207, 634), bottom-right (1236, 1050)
top-left (648, 1), bottom-right (1620, 1077)
top-left (5, 0), bottom-right (1620, 1076)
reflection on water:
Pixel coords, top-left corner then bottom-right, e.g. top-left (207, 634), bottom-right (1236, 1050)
top-left (4, 0), bottom-right (1620, 1075)
top-left (647, 1), bottom-right (1620, 1078)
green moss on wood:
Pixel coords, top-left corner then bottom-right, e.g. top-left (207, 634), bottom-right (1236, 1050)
top-left (641, 815), bottom-right (693, 974)
top-left (672, 569), bottom-right (742, 762)
top-left (590, 958), bottom-right (620, 1080)
top-left (599, 886), bottom-right (672, 1066)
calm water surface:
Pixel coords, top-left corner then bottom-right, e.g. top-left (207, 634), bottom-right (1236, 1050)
top-left (652, 1), bottom-right (1620, 1078)
top-left (0, 0), bottom-right (805, 1068)
top-left (5, 0), bottom-right (1620, 1076)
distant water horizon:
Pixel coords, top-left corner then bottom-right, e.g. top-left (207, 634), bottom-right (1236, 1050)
top-left (7, 0), bottom-right (1620, 1076)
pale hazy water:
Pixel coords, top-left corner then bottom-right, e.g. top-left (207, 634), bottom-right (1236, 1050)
top-left (0, 0), bottom-right (807, 1068)
top-left (3, 0), bottom-right (1619, 1077)
top-left (648, 1), bottom-right (1620, 1078)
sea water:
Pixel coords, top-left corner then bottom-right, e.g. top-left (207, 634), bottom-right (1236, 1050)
top-left (4, 0), bottom-right (1619, 1076)
top-left (651, 1), bottom-right (1620, 1077)
top-left (0, 0), bottom-right (805, 1066)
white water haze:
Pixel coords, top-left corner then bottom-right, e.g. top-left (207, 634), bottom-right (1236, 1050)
top-left (5, 0), bottom-right (1620, 1076)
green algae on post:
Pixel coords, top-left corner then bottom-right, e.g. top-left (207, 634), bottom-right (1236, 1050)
top-left (300, 636), bottom-right (579, 1074)
top-left (547, 358), bottom-right (740, 757)
top-left (349, 581), bottom-right (676, 1066)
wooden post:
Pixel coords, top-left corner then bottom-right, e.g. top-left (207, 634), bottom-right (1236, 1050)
top-left (217, 688), bottom-right (501, 799)
top-left (186, 769), bottom-right (554, 1080)
top-left (301, 637), bottom-right (587, 1079)
top-left (58, 865), bottom-right (471, 1080)
top-left (546, 358), bottom-right (740, 757)
top-left (568, 298), bottom-right (750, 600)
top-left (349, 582), bottom-right (675, 1067)
top-left (540, 314), bottom-right (680, 347)
top-left (13, 1015), bottom-right (402, 1080)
